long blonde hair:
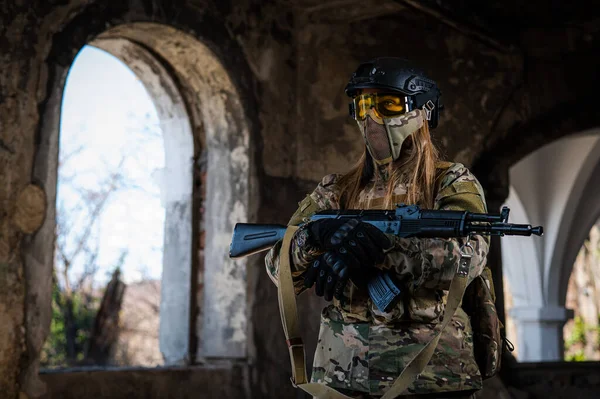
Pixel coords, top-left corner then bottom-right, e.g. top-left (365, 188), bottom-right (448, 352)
top-left (337, 122), bottom-right (440, 209)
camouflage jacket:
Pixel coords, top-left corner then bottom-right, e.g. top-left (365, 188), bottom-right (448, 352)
top-left (265, 162), bottom-right (489, 397)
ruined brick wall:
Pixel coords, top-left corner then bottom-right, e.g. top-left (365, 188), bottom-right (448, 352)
top-left (2, 1), bottom-right (600, 399)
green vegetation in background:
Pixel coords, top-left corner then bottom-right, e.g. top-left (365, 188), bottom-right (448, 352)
top-left (40, 281), bottom-right (99, 368)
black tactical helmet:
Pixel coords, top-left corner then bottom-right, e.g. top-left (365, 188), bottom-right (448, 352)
top-left (345, 57), bottom-right (443, 128)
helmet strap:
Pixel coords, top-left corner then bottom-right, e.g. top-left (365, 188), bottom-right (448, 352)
top-left (423, 100), bottom-right (435, 121)
top-left (413, 88), bottom-right (441, 129)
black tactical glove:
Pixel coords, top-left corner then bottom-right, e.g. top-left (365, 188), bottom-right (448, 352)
top-left (303, 252), bottom-right (349, 301)
top-left (305, 219), bottom-right (392, 300)
top-left (309, 218), bottom-right (392, 269)
top-left (307, 219), bottom-right (348, 250)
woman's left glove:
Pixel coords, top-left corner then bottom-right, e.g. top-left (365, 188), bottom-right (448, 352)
top-left (303, 254), bottom-right (346, 301)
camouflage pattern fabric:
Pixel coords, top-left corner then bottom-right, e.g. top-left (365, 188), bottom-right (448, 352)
top-left (461, 268), bottom-right (502, 378)
top-left (265, 163), bottom-right (489, 397)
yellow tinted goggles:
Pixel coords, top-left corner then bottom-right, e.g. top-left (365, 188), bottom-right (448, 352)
top-left (351, 93), bottom-right (408, 121)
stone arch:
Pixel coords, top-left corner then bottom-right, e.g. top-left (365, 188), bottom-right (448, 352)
top-left (95, 22), bottom-right (253, 360)
top-left (472, 95), bottom-right (600, 202)
top-left (499, 131), bottom-right (600, 361)
top-left (552, 142), bottom-right (600, 305)
top-left (26, 19), bottom-right (256, 394)
top-left (470, 94), bottom-right (600, 361)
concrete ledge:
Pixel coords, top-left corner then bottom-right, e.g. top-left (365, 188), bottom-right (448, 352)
top-left (504, 362), bottom-right (600, 399)
top-left (39, 364), bottom-right (247, 399)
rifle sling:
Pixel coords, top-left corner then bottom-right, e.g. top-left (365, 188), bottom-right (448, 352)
top-left (278, 226), bottom-right (471, 399)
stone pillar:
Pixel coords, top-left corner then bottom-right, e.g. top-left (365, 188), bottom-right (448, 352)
top-left (510, 306), bottom-right (574, 361)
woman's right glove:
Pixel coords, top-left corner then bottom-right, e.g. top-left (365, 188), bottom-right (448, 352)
top-left (303, 219), bottom-right (392, 301)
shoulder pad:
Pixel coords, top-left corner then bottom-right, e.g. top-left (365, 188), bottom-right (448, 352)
top-left (287, 174), bottom-right (341, 226)
top-left (435, 161), bottom-right (454, 170)
top-left (320, 173), bottom-right (340, 188)
top-left (435, 163), bottom-right (487, 213)
top-left (288, 195), bottom-right (320, 226)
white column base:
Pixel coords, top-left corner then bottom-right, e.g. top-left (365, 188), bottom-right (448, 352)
top-left (509, 306), bottom-right (574, 362)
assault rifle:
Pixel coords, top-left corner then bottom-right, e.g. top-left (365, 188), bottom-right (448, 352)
top-left (229, 204), bottom-right (543, 311)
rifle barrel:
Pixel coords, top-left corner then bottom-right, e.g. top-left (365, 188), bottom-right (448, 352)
top-left (469, 223), bottom-right (543, 236)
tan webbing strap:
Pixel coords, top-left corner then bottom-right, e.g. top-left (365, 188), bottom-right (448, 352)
top-left (278, 227), bottom-right (354, 399)
top-left (380, 252), bottom-right (471, 399)
top-left (277, 226), bottom-right (307, 384)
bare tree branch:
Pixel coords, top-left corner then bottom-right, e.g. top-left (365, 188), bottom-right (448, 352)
top-left (66, 158), bottom-right (126, 265)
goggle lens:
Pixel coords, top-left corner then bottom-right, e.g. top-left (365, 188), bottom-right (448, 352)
top-left (352, 93), bottom-right (407, 121)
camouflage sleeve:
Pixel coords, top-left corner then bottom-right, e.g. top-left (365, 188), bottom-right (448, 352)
top-left (264, 174), bottom-right (342, 294)
top-left (379, 163), bottom-right (489, 292)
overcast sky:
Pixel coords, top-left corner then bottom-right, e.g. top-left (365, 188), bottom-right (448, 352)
top-left (58, 45), bottom-right (165, 285)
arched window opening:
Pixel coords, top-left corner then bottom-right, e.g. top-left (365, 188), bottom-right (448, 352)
top-left (34, 23), bottom-right (252, 382)
top-left (42, 45), bottom-right (166, 368)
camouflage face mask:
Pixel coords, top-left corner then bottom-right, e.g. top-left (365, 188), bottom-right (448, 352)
top-left (357, 108), bottom-right (425, 165)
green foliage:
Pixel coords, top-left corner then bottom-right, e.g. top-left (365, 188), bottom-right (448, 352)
top-left (565, 350), bottom-right (586, 362)
top-left (40, 285), bottom-right (66, 367)
top-left (40, 282), bottom-right (100, 368)
top-left (563, 316), bottom-right (600, 362)
top-left (564, 316), bottom-right (587, 362)
top-left (567, 316), bottom-right (587, 347)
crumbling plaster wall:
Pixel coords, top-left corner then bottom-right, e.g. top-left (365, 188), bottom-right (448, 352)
top-left (0, 2), bottom-right (88, 397)
top-left (2, 1), bottom-right (600, 399)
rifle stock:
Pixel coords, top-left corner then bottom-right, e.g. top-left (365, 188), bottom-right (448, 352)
top-left (229, 223), bottom-right (287, 259)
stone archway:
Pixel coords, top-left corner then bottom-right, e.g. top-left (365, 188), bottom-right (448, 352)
top-left (25, 21), bottom-right (254, 395)
top-left (93, 22), bottom-right (253, 360)
top-left (472, 95), bottom-right (600, 203)
top-left (501, 131), bottom-right (600, 361)
top-left (553, 149), bottom-right (600, 304)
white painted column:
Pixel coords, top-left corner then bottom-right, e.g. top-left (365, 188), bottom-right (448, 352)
top-left (510, 306), bottom-right (574, 361)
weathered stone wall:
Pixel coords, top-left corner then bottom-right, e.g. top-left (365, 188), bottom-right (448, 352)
top-left (2, 1), bottom-right (600, 399)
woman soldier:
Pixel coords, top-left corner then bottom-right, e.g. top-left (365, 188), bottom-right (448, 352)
top-left (265, 57), bottom-right (490, 398)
